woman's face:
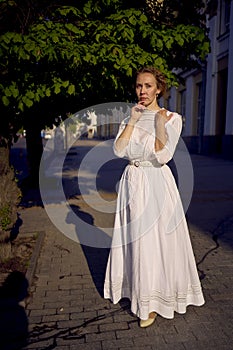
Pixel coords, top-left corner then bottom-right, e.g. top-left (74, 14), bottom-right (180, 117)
top-left (135, 73), bottom-right (161, 108)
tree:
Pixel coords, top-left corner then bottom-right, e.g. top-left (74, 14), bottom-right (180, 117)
top-left (0, 0), bottom-right (210, 108)
top-left (0, 0), bottom-right (210, 137)
top-left (0, 0), bottom-right (209, 257)
top-left (0, 0), bottom-right (210, 127)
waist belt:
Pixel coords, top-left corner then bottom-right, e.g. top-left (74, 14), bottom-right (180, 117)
top-left (129, 160), bottom-right (162, 167)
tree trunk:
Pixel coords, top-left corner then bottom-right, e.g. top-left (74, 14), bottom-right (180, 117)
top-left (25, 122), bottom-right (43, 188)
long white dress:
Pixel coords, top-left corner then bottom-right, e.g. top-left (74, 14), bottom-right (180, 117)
top-left (104, 109), bottom-right (205, 320)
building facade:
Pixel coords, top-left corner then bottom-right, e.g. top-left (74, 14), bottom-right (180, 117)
top-left (169, 0), bottom-right (233, 159)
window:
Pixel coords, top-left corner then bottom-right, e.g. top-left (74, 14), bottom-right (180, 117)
top-left (219, 0), bottom-right (231, 35)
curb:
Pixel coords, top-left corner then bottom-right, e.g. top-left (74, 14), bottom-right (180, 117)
top-left (25, 231), bottom-right (45, 287)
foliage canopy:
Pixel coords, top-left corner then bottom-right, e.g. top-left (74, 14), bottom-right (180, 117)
top-left (0, 0), bottom-right (210, 143)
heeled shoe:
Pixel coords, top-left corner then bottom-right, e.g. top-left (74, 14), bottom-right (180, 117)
top-left (139, 312), bottom-right (157, 328)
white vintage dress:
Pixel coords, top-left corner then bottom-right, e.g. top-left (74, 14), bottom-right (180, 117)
top-left (104, 109), bottom-right (205, 320)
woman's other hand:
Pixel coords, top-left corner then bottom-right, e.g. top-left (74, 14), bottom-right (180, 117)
top-left (154, 109), bottom-right (172, 151)
top-left (156, 109), bottom-right (173, 124)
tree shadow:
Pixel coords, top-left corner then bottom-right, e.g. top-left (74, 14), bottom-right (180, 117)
top-left (26, 302), bottom-right (137, 350)
top-left (0, 271), bottom-right (29, 350)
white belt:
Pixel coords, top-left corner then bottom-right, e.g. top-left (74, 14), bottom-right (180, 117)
top-left (129, 160), bottom-right (162, 167)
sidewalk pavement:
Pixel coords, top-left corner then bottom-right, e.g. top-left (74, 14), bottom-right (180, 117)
top-left (11, 139), bottom-right (233, 349)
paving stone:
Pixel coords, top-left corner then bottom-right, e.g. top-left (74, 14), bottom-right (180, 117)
top-left (42, 313), bottom-right (70, 322)
top-left (132, 334), bottom-right (166, 347)
top-left (102, 338), bottom-right (134, 349)
top-left (182, 338), bottom-right (231, 350)
top-left (70, 342), bottom-right (102, 350)
top-left (57, 320), bottom-right (83, 329)
top-left (29, 308), bottom-right (57, 317)
top-left (85, 330), bottom-right (116, 342)
top-left (121, 347), bottom-right (153, 350)
top-left (99, 321), bottom-right (129, 332)
top-left (151, 343), bottom-right (186, 350)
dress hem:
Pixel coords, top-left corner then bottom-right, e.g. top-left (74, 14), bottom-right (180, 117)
top-left (104, 287), bottom-right (205, 320)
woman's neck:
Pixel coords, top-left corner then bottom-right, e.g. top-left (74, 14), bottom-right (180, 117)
top-left (146, 105), bottom-right (161, 112)
top-left (144, 100), bottom-right (161, 112)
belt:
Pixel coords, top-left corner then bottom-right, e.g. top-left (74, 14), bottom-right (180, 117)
top-left (129, 160), bottom-right (162, 167)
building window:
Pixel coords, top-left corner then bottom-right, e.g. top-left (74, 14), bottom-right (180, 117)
top-left (219, 0), bottom-right (231, 35)
top-left (216, 67), bottom-right (228, 135)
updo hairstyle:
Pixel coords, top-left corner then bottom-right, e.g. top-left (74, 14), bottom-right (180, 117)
top-left (136, 66), bottom-right (167, 99)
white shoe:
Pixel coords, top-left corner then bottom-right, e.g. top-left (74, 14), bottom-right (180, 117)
top-left (140, 312), bottom-right (157, 328)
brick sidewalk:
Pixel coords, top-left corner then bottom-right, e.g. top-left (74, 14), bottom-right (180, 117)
top-left (9, 139), bottom-right (233, 349)
top-left (19, 206), bottom-right (233, 350)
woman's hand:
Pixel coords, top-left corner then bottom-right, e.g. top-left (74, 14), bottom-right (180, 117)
top-left (129, 103), bottom-right (146, 124)
top-left (154, 109), bottom-right (173, 152)
top-left (114, 104), bottom-right (145, 152)
top-left (155, 109), bottom-right (173, 124)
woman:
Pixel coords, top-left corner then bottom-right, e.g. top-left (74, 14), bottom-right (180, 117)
top-left (104, 66), bottom-right (205, 328)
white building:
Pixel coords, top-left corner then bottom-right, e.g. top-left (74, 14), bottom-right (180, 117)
top-left (169, 0), bottom-right (233, 159)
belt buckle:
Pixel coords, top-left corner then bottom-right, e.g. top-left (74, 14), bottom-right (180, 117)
top-left (134, 161), bottom-right (140, 167)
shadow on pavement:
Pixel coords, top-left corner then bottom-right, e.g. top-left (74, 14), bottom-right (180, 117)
top-left (0, 271), bottom-right (29, 350)
top-left (66, 204), bottom-right (110, 297)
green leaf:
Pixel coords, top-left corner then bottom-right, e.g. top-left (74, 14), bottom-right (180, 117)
top-left (176, 34), bottom-right (184, 46)
top-left (12, 88), bottom-right (19, 98)
top-left (68, 84), bottom-right (75, 95)
top-left (52, 35), bottom-right (59, 43)
top-left (128, 16), bottom-right (136, 26)
top-left (140, 14), bottom-right (147, 22)
top-left (63, 81), bottom-right (69, 88)
top-left (165, 38), bottom-right (174, 49)
top-left (35, 93), bottom-right (40, 102)
top-left (13, 33), bottom-right (22, 43)
top-left (57, 6), bottom-right (81, 17)
top-left (26, 91), bottom-right (35, 99)
top-left (18, 101), bottom-right (24, 111)
top-left (65, 23), bottom-right (80, 34)
top-left (54, 84), bottom-right (61, 94)
top-left (5, 87), bottom-right (11, 97)
top-left (37, 88), bottom-right (45, 98)
top-left (24, 42), bottom-right (35, 52)
top-left (2, 96), bottom-right (9, 106)
top-left (83, 2), bottom-right (92, 15)
top-left (84, 52), bottom-right (92, 62)
top-left (22, 96), bottom-right (33, 107)
top-left (154, 57), bottom-right (164, 67)
top-left (18, 47), bottom-right (27, 59)
top-left (126, 67), bottom-right (132, 77)
top-left (45, 88), bottom-right (51, 97)
top-left (157, 39), bottom-right (163, 50)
